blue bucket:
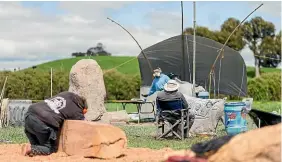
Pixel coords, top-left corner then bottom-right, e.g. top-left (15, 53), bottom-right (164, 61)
top-left (198, 91), bottom-right (209, 99)
top-left (224, 102), bottom-right (247, 135)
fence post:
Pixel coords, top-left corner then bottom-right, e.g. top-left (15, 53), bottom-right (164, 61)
top-left (51, 68), bottom-right (53, 97)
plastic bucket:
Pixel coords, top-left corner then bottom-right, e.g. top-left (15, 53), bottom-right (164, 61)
top-left (224, 102), bottom-right (247, 135)
top-left (198, 91), bottom-right (209, 99)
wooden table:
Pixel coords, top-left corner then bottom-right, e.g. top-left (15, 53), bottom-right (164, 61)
top-left (106, 100), bottom-right (156, 124)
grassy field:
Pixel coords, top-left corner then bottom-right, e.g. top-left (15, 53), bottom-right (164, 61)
top-left (0, 101), bottom-right (278, 149)
top-left (29, 56), bottom-right (280, 78)
top-left (0, 116), bottom-right (257, 150)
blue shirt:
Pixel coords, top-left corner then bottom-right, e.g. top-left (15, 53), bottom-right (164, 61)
top-left (148, 74), bottom-right (170, 96)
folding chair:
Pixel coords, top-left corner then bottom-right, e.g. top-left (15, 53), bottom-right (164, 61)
top-left (155, 98), bottom-right (190, 140)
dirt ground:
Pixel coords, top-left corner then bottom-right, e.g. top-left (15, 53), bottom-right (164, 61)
top-left (0, 144), bottom-right (177, 162)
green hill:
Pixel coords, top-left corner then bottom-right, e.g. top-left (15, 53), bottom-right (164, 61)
top-left (30, 56), bottom-right (280, 78)
top-left (32, 56), bottom-right (140, 75)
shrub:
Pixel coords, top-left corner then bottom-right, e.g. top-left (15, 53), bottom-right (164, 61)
top-left (103, 69), bottom-right (141, 100)
top-left (247, 72), bottom-right (281, 101)
top-left (2, 70), bottom-right (68, 100)
top-left (0, 69), bottom-right (141, 101)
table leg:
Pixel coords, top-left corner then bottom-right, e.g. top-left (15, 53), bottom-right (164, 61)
top-left (121, 103), bottom-right (127, 110)
top-left (151, 102), bottom-right (156, 120)
top-left (137, 104), bottom-right (141, 124)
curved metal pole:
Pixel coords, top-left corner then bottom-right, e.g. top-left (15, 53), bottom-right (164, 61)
top-left (208, 3), bottom-right (264, 96)
top-left (107, 17), bottom-right (153, 72)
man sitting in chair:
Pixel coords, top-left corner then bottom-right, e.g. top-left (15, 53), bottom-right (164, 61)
top-left (157, 80), bottom-right (188, 108)
top-left (157, 80), bottom-right (194, 129)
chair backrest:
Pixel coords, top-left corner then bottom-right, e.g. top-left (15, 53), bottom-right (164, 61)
top-left (156, 98), bottom-right (183, 111)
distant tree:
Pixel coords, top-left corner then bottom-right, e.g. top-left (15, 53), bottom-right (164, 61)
top-left (71, 52), bottom-right (86, 57)
top-left (184, 18), bottom-right (245, 51)
top-left (275, 31), bottom-right (281, 56)
top-left (259, 32), bottom-right (281, 68)
top-left (215, 18), bottom-right (245, 51)
top-left (184, 26), bottom-right (217, 40)
top-left (243, 16), bottom-right (276, 77)
top-left (86, 43), bottom-right (111, 56)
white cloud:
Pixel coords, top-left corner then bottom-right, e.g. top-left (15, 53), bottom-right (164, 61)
top-left (0, 39), bottom-right (16, 55)
top-left (248, 1), bottom-right (281, 18)
top-left (0, 1), bottom-right (177, 70)
top-left (0, 1), bottom-right (276, 71)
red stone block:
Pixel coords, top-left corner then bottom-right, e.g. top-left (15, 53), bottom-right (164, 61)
top-left (58, 120), bottom-right (127, 159)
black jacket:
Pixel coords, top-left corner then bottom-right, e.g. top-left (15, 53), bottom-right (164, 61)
top-left (27, 91), bottom-right (87, 128)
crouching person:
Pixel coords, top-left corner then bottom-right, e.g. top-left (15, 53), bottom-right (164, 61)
top-left (21, 91), bottom-right (88, 156)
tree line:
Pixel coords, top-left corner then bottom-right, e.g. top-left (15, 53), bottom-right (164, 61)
top-left (184, 16), bottom-right (281, 78)
top-left (71, 43), bottom-right (112, 57)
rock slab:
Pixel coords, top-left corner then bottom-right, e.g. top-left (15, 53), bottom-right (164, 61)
top-left (69, 59), bottom-right (106, 121)
top-left (100, 110), bottom-right (130, 123)
top-left (58, 120), bottom-right (127, 159)
top-left (208, 123), bottom-right (281, 162)
top-left (184, 95), bottom-right (225, 135)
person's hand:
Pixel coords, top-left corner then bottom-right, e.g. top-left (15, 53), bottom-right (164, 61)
top-left (142, 94), bottom-right (148, 97)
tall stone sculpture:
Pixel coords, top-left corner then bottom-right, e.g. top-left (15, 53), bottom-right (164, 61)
top-left (69, 59), bottom-right (106, 121)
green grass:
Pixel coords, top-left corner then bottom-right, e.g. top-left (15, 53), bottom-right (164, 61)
top-left (246, 66), bottom-right (281, 78)
top-left (0, 116), bottom-right (259, 150)
top-left (0, 126), bottom-right (27, 144)
top-left (252, 101), bottom-right (281, 113)
top-left (0, 119), bottom-right (229, 149)
top-left (0, 101), bottom-right (276, 149)
top-left (106, 101), bottom-right (281, 114)
top-left (0, 125), bottom-right (216, 149)
top-left (27, 56), bottom-right (280, 78)
top-left (246, 66), bottom-right (281, 73)
top-left (32, 56), bottom-right (140, 75)
top-left (105, 103), bottom-right (138, 113)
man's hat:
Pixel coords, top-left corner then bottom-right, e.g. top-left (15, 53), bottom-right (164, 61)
top-left (164, 80), bottom-right (180, 92)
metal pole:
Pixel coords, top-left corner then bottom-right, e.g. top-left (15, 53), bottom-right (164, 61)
top-left (51, 68), bottom-right (53, 97)
top-left (0, 76), bottom-right (8, 107)
top-left (181, 1), bottom-right (186, 80)
top-left (192, 1), bottom-right (196, 96)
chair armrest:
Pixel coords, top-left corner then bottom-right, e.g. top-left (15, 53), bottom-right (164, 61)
top-left (160, 108), bottom-right (188, 113)
top-left (180, 108), bottom-right (189, 112)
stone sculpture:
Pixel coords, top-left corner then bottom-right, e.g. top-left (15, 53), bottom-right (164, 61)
top-left (69, 59), bottom-right (106, 121)
top-left (184, 95), bottom-right (225, 135)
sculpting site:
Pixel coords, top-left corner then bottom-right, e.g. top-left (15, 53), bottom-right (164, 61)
top-left (0, 1), bottom-right (281, 162)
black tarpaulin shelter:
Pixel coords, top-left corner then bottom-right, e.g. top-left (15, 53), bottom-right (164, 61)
top-left (137, 35), bottom-right (247, 96)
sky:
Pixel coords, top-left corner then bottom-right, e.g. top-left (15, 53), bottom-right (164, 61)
top-left (0, 1), bottom-right (281, 70)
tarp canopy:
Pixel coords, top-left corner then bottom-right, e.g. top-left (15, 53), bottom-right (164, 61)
top-left (137, 35), bottom-right (247, 97)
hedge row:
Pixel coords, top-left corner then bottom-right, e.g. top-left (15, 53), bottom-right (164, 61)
top-left (0, 69), bottom-right (140, 100)
top-left (0, 70), bottom-right (280, 101)
top-left (247, 72), bottom-right (281, 101)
